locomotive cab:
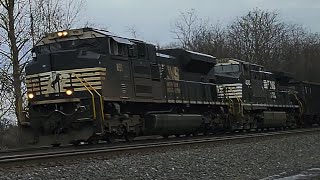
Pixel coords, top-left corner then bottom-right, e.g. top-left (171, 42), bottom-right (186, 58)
top-left (24, 28), bottom-right (165, 145)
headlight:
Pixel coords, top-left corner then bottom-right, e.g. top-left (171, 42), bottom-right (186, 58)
top-left (28, 93), bottom-right (34, 99)
top-left (66, 89), bottom-right (73, 96)
top-left (57, 32), bottom-right (63, 37)
top-left (57, 31), bottom-right (68, 37)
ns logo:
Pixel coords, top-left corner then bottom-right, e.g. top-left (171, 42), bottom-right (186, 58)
top-left (47, 72), bottom-right (66, 93)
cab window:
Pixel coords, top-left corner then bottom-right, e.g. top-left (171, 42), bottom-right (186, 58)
top-left (109, 39), bottom-right (128, 56)
top-left (214, 64), bottom-right (240, 73)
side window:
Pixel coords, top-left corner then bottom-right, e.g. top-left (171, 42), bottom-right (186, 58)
top-left (109, 39), bottom-right (128, 56)
top-left (128, 45), bottom-right (137, 57)
top-left (137, 43), bottom-right (146, 58)
top-left (243, 64), bottom-right (250, 76)
top-left (214, 65), bottom-right (222, 73)
top-left (151, 64), bottom-right (160, 81)
top-left (251, 72), bottom-right (256, 79)
top-left (110, 39), bottom-right (118, 55)
top-left (304, 86), bottom-right (308, 94)
top-left (118, 43), bottom-right (128, 56)
top-left (232, 64), bottom-right (239, 72)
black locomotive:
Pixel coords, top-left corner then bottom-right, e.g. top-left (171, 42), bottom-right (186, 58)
top-left (23, 28), bottom-right (320, 145)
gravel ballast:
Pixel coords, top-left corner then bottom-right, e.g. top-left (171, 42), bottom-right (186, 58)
top-left (0, 131), bottom-right (320, 180)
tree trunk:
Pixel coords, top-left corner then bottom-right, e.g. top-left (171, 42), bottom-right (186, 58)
top-left (7, 0), bottom-right (24, 125)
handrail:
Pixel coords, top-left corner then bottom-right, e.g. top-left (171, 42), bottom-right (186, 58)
top-left (229, 98), bottom-right (234, 114)
top-left (294, 94), bottom-right (304, 116)
top-left (82, 77), bottom-right (105, 134)
top-left (228, 87), bottom-right (243, 116)
top-left (223, 87), bottom-right (234, 114)
top-left (74, 74), bottom-right (96, 119)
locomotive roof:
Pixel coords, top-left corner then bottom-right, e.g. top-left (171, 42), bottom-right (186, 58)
top-left (218, 58), bottom-right (263, 68)
top-left (158, 48), bottom-right (216, 74)
top-left (292, 81), bottom-right (320, 86)
top-left (35, 27), bottom-right (147, 47)
top-left (156, 53), bottom-right (175, 59)
top-left (185, 50), bottom-right (215, 59)
top-left (159, 48), bottom-right (216, 61)
top-left (250, 70), bottom-right (273, 75)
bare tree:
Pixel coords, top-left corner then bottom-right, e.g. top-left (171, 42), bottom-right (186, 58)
top-left (0, 63), bottom-right (15, 120)
top-left (227, 9), bottom-right (288, 69)
top-left (126, 25), bottom-right (139, 39)
top-left (0, 0), bottom-right (87, 125)
top-left (192, 23), bottom-right (228, 57)
top-left (170, 8), bottom-right (320, 82)
top-left (227, 9), bottom-right (320, 81)
top-left (31, 0), bottom-right (86, 42)
top-left (171, 9), bottom-right (228, 57)
top-left (295, 33), bottom-right (320, 82)
top-left (171, 9), bottom-right (208, 50)
top-left (0, 0), bottom-right (30, 124)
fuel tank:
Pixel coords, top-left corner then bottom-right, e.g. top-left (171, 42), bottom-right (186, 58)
top-left (263, 111), bottom-right (287, 127)
top-left (144, 114), bottom-right (203, 135)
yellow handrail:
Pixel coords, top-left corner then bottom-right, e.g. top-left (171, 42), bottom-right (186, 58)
top-left (228, 87), bottom-right (243, 116)
top-left (74, 74), bottom-right (96, 119)
top-left (82, 77), bottom-right (105, 133)
top-left (223, 87), bottom-right (234, 114)
top-left (229, 98), bottom-right (234, 114)
top-left (294, 94), bottom-right (304, 116)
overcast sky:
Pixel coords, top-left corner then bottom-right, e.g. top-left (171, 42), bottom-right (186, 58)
top-left (86, 0), bottom-right (320, 45)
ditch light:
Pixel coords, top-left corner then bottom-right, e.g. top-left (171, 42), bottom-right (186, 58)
top-left (57, 31), bottom-right (69, 37)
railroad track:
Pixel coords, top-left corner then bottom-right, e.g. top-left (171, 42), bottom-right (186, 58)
top-left (0, 128), bottom-right (319, 167)
top-left (0, 145), bottom-right (63, 157)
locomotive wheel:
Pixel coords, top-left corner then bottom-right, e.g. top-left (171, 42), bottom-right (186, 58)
top-left (71, 140), bottom-right (81, 146)
top-left (203, 130), bottom-right (209, 136)
top-left (51, 143), bottom-right (61, 147)
top-left (162, 134), bottom-right (169, 138)
top-left (107, 136), bottom-right (116, 143)
top-left (103, 133), bottom-right (116, 143)
top-left (192, 132), bottom-right (199, 136)
top-left (125, 134), bottom-right (134, 142)
top-left (88, 139), bottom-right (98, 145)
top-left (87, 134), bottom-right (101, 145)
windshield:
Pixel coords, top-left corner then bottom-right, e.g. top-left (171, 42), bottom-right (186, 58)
top-left (214, 64), bottom-right (240, 73)
top-left (36, 38), bottom-right (107, 54)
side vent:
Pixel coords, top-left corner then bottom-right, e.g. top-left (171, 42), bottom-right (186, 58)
top-left (136, 85), bottom-right (152, 94)
top-left (134, 65), bottom-right (150, 76)
top-left (134, 77), bottom-right (153, 98)
top-left (121, 83), bottom-right (127, 94)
